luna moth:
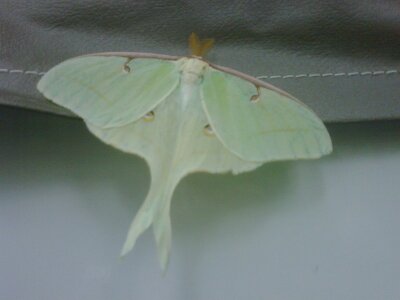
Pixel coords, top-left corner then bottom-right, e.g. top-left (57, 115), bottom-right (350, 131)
top-left (37, 33), bottom-right (332, 271)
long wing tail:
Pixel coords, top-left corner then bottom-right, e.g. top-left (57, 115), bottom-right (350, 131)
top-left (120, 166), bottom-right (178, 271)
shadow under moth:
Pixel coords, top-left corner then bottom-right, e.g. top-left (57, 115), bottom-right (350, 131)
top-left (37, 33), bottom-right (332, 271)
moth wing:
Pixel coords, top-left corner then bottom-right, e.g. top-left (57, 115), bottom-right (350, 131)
top-left (201, 67), bottom-right (332, 162)
top-left (37, 56), bottom-right (180, 128)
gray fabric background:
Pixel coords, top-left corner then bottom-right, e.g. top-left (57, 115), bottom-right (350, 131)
top-left (1, 0), bottom-right (400, 122)
top-left (1, 2), bottom-right (400, 298)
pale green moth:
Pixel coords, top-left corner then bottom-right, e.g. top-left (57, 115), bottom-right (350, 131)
top-left (37, 33), bottom-right (332, 271)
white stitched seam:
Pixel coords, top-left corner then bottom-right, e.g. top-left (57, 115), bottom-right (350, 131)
top-left (0, 67), bottom-right (398, 79)
top-left (0, 68), bottom-right (46, 76)
top-left (257, 70), bottom-right (398, 79)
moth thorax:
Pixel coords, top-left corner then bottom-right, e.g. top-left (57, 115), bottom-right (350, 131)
top-left (181, 58), bottom-right (208, 84)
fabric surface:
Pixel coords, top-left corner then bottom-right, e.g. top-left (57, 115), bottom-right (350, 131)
top-left (1, 0), bottom-right (399, 122)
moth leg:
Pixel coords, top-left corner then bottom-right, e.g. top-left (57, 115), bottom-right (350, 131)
top-left (250, 85), bottom-right (261, 103)
top-left (122, 58), bottom-right (134, 73)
